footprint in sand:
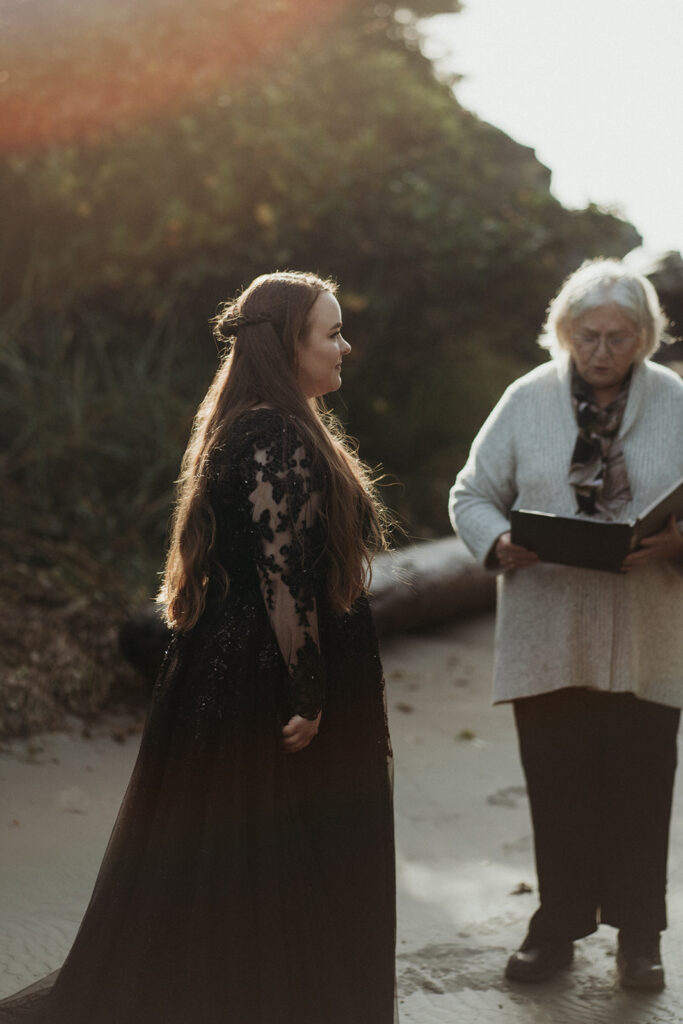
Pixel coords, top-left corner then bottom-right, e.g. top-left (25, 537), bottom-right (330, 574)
top-left (486, 785), bottom-right (527, 808)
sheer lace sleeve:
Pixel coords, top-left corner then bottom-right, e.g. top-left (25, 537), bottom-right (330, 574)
top-left (247, 423), bottom-right (326, 720)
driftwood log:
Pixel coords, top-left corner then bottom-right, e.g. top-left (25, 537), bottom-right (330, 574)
top-left (370, 536), bottom-right (495, 637)
top-left (118, 537), bottom-right (496, 683)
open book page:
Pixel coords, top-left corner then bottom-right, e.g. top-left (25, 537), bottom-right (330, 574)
top-left (633, 475), bottom-right (683, 544)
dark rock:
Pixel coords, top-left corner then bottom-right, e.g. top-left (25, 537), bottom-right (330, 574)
top-left (118, 604), bottom-right (171, 684)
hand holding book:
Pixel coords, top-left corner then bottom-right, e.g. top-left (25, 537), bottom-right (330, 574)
top-left (494, 532), bottom-right (539, 572)
top-left (622, 513), bottom-right (683, 572)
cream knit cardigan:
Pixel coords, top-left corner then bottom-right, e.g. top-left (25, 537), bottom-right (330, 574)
top-left (449, 355), bottom-right (683, 708)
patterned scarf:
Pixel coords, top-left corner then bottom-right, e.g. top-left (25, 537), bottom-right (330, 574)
top-left (569, 363), bottom-right (633, 519)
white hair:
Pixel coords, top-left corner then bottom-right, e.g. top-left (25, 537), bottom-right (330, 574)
top-left (538, 258), bottom-right (671, 362)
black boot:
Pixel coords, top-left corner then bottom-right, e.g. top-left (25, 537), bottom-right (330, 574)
top-left (617, 931), bottom-right (665, 991)
top-left (505, 937), bottom-right (574, 982)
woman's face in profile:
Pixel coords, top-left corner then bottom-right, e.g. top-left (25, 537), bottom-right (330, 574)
top-left (567, 302), bottom-right (641, 394)
top-left (296, 291), bottom-right (351, 399)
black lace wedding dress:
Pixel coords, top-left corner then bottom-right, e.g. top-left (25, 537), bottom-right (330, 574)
top-left (0, 409), bottom-right (396, 1024)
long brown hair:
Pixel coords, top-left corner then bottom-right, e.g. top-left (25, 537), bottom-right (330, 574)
top-left (157, 271), bottom-right (391, 632)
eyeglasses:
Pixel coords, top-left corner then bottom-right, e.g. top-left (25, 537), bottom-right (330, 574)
top-left (569, 330), bottom-right (639, 354)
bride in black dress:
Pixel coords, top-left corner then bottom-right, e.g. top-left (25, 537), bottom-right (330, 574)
top-left (0, 271), bottom-right (397, 1024)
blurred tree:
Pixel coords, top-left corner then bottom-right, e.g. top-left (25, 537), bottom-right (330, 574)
top-left (0, 0), bottom-right (639, 563)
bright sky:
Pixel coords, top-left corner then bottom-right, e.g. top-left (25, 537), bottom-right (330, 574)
top-left (421, 0), bottom-right (683, 259)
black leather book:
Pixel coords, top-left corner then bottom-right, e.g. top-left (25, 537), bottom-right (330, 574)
top-left (510, 476), bottom-right (683, 573)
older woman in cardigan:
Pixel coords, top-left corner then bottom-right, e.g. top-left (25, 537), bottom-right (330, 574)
top-left (450, 259), bottom-right (683, 990)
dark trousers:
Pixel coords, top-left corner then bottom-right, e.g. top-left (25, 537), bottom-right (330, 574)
top-left (514, 687), bottom-right (680, 944)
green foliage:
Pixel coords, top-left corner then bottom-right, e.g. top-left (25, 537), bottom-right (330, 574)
top-left (0, 311), bottom-right (196, 574)
top-left (0, 0), bottom-right (639, 580)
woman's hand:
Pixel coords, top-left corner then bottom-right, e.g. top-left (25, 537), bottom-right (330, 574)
top-left (495, 531), bottom-right (539, 572)
top-left (622, 514), bottom-right (683, 571)
top-left (282, 711), bottom-right (322, 753)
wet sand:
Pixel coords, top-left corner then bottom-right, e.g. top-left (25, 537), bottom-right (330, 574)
top-left (1, 611), bottom-right (682, 1022)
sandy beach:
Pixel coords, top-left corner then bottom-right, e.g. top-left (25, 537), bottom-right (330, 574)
top-left (2, 610), bottom-right (682, 1022)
